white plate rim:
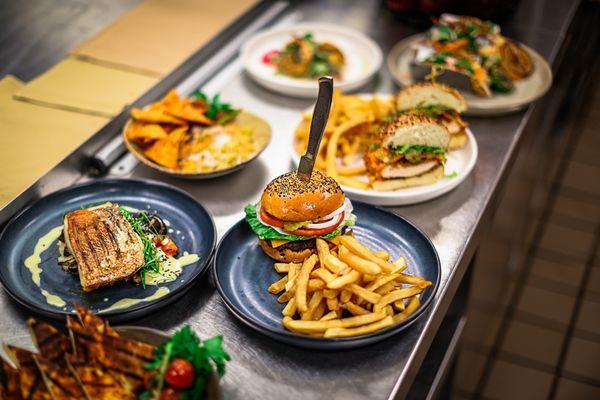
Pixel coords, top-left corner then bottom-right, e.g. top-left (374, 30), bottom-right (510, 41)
top-left (241, 23), bottom-right (383, 98)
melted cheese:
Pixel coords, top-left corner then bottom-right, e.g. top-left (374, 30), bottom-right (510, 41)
top-left (270, 239), bottom-right (291, 248)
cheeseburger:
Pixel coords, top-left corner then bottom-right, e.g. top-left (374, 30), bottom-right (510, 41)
top-left (245, 170), bottom-right (355, 262)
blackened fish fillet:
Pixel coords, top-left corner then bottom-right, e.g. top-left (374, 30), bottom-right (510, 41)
top-left (63, 203), bottom-right (144, 292)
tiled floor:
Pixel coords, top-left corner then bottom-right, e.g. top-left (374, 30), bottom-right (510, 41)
top-left (452, 82), bottom-right (600, 399)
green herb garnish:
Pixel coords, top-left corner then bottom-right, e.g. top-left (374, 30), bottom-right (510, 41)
top-left (192, 91), bottom-right (240, 124)
top-left (118, 207), bottom-right (163, 288)
top-left (369, 144), bottom-right (381, 151)
top-left (142, 326), bottom-right (230, 400)
top-left (445, 171), bottom-right (459, 179)
top-left (411, 104), bottom-right (454, 117)
top-left (390, 145), bottom-right (445, 155)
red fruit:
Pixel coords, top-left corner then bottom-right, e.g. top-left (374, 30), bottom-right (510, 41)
top-left (165, 358), bottom-right (195, 389)
top-left (159, 388), bottom-right (181, 400)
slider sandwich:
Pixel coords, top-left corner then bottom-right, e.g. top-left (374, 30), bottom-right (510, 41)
top-left (364, 114), bottom-right (450, 191)
top-left (396, 82), bottom-right (468, 149)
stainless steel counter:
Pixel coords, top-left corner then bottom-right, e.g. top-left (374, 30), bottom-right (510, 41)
top-left (0, 0), bottom-right (581, 399)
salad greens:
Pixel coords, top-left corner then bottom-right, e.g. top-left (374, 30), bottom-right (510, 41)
top-left (389, 145), bottom-right (445, 156)
top-left (141, 326), bottom-right (230, 400)
top-left (118, 207), bottom-right (164, 288)
top-left (244, 204), bottom-right (355, 241)
top-left (192, 91), bottom-right (240, 125)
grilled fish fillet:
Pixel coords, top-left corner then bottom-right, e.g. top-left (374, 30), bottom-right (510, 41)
top-left (64, 203), bottom-right (144, 291)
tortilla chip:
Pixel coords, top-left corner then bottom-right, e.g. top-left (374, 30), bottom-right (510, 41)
top-left (125, 121), bottom-right (167, 145)
top-left (130, 108), bottom-right (186, 125)
top-left (166, 102), bottom-right (212, 125)
top-left (144, 127), bottom-right (187, 169)
top-left (34, 357), bottom-right (85, 400)
top-left (28, 319), bottom-right (71, 366)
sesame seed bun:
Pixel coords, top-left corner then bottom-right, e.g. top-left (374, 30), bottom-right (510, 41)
top-left (395, 82), bottom-right (467, 113)
top-left (260, 171), bottom-right (345, 222)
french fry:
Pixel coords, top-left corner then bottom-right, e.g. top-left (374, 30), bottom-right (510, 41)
top-left (308, 279), bottom-right (326, 292)
top-left (384, 305), bottom-right (394, 316)
top-left (347, 284), bottom-right (382, 304)
top-left (366, 273), bottom-right (400, 292)
top-left (285, 263), bottom-right (301, 293)
top-left (316, 238), bottom-right (331, 264)
top-left (340, 289), bottom-right (352, 303)
top-left (340, 236), bottom-right (395, 273)
top-left (393, 297), bottom-right (420, 324)
top-left (295, 254), bottom-right (319, 313)
top-left (326, 297), bottom-right (339, 311)
top-left (323, 289), bottom-right (339, 299)
top-left (393, 299), bottom-right (406, 312)
top-left (374, 250), bottom-right (390, 260)
top-left (374, 286), bottom-right (423, 312)
top-left (338, 165), bottom-right (367, 176)
top-left (302, 291), bottom-right (324, 321)
top-left (313, 302), bottom-right (327, 321)
top-left (285, 312), bottom-right (387, 334)
top-left (338, 246), bottom-right (382, 275)
top-left (282, 297), bottom-right (297, 317)
top-left (374, 281), bottom-right (397, 295)
top-left (397, 273), bottom-right (432, 288)
top-left (323, 316), bottom-right (394, 338)
top-left (278, 292), bottom-right (293, 303)
top-left (345, 302), bottom-right (370, 316)
top-left (274, 262), bottom-right (300, 273)
top-left (327, 270), bottom-right (361, 290)
top-left (362, 274), bottom-right (376, 282)
top-left (336, 176), bottom-right (370, 190)
top-left (320, 311), bottom-right (338, 321)
top-left (268, 276), bottom-right (288, 294)
top-left (392, 257), bottom-right (407, 272)
top-left (323, 253), bottom-right (348, 274)
top-left (311, 268), bottom-right (336, 284)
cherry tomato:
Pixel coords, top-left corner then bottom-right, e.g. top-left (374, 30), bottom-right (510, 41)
top-left (165, 358), bottom-right (195, 390)
top-left (153, 236), bottom-right (179, 257)
top-left (159, 387), bottom-right (181, 400)
top-left (262, 50), bottom-right (279, 65)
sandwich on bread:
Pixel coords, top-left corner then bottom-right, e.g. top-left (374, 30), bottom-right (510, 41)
top-left (396, 82), bottom-right (468, 150)
top-left (364, 114), bottom-right (450, 191)
top-left (245, 171), bottom-right (355, 262)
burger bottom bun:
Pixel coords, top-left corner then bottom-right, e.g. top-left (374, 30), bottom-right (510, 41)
top-left (258, 239), bottom-right (316, 263)
top-left (371, 165), bottom-right (444, 191)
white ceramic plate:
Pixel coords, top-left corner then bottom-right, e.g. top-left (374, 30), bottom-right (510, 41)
top-left (387, 34), bottom-right (553, 116)
top-left (241, 23), bottom-right (383, 98)
top-left (289, 97), bottom-right (478, 206)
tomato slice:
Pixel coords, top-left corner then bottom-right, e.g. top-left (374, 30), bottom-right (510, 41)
top-left (289, 212), bottom-right (344, 237)
top-left (259, 207), bottom-right (284, 228)
top-left (260, 207), bottom-right (345, 237)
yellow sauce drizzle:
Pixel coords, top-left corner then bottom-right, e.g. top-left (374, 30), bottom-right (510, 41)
top-left (144, 252), bottom-right (199, 285)
top-left (99, 286), bottom-right (170, 313)
top-left (24, 226), bottom-right (67, 308)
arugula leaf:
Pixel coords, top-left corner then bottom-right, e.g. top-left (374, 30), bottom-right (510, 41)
top-left (412, 104), bottom-right (455, 116)
top-left (389, 145), bottom-right (445, 156)
top-left (244, 204), bottom-right (355, 241)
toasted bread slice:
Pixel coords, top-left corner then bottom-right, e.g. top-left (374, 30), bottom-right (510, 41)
top-left (396, 82), bottom-right (467, 113)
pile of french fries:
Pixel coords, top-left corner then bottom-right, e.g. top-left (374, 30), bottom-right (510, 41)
top-left (294, 91), bottom-right (395, 190)
top-left (267, 235), bottom-right (432, 338)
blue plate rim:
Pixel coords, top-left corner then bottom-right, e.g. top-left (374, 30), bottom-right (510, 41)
top-left (212, 200), bottom-right (441, 345)
top-left (0, 178), bottom-right (217, 320)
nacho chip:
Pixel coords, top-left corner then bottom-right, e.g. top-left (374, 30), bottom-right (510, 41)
top-left (130, 108), bottom-right (186, 125)
top-left (166, 102), bottom-right (213, 125)
top-left (126, 122), bottom-right (167, 144)
top-left (144, 127), bottom-right (187, 169)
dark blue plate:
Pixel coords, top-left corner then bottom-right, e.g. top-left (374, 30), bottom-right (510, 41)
top-left (213, 201), bottom-right (440, 349)
top-left (0, 179), bottom-right (216, 322)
